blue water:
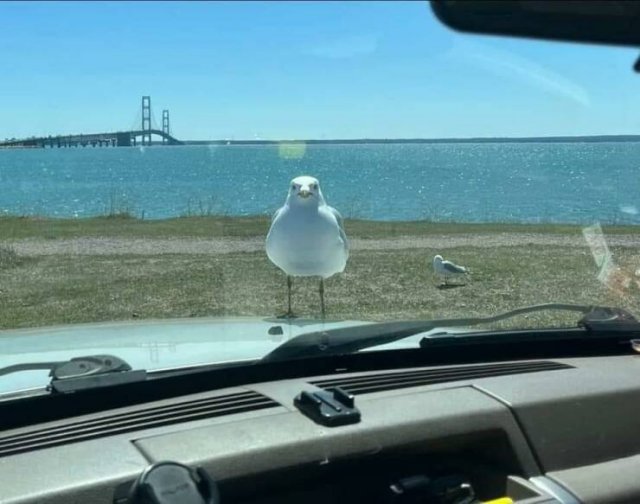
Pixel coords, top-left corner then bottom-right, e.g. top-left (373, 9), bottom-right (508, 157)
top-left (0, 142), bottom-right (639, 224)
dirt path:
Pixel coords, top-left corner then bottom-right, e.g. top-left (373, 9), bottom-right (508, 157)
top-left (5, 233), bottom-right (640, 256)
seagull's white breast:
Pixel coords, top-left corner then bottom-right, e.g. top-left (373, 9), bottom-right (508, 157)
top-left (266, 204), bottom-right (348, 278)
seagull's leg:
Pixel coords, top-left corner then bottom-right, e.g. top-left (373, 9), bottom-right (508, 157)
top-left (287, 275), bottom-right (293, 317)
top-left (319, 278), bottom-right (326, 319)
top-left (277, 276), bottom-right (296, 319)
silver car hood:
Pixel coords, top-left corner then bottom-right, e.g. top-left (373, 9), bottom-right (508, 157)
top-left (0, 317), bottom-right (376, 396)
top-left (0, 316), bottom-right (472, 396)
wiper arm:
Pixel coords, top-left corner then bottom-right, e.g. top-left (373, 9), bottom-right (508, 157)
top-left (0, 361), bottom-right (65, 377)
top-left (0, 355), bottom-right (147, 393)
top-left (261, 303), bottom-right (640, 362)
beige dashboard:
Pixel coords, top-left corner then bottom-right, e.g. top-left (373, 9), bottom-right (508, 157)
top-left (1, 356), bottom-right (640, 503)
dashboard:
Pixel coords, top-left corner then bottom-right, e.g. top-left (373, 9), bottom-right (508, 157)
top-left (1, 355), bottom-right (640, 503)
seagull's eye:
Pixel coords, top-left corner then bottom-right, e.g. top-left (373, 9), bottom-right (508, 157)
top-left (311, 184), bottom-right (318, 190)
top-left (291, 184), bottom-right (296, 190)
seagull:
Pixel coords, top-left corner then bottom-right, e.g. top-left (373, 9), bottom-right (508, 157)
top-left (432, 254), bottom-right (469, 286)
top-left (266, 175), bottom-right (349, 318)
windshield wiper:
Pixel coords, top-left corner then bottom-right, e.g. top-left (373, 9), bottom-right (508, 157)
top-left (262, 303), bottom-right (640, 362)
top-left (0, 355), bottom-right (146, 393)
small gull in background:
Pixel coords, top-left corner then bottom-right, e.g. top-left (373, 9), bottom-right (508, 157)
top-left (266, 175), bottom-right (349, 318)
top-left (432, 254), bottom-right (469, 286)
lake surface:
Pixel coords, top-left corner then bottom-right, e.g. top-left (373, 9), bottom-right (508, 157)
top-left (0, 142), bottom-right (638, 224)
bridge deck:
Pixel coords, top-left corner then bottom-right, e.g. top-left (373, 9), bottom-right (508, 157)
top-left (0, 129), bottom-right (182, 148)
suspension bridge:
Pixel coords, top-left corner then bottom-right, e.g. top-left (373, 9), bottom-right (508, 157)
top-left (0, 96), bottom-right (183, 149)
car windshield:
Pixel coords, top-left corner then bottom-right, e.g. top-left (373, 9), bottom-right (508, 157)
top-left (0, 1), bottom-right (639, 392)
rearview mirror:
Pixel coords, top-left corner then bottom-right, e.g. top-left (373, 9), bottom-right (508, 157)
top-left (431, 1), bottom-right (640, 47)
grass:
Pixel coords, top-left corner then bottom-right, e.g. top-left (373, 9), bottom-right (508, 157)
top-left (0, 213), bottom-right (639, 329)
top-left (0, 245), bottom-right (22, 270)
top-left (0, 214), bottom-right (638, 240)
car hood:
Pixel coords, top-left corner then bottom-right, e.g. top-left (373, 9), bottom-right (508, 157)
top-left (0, 316), bottom-right (475, 397)
top-left (0, 317), bottom-right (377, 396)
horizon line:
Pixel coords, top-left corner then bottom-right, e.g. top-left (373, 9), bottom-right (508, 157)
top-left (182, 134), bottom-right (640, 145)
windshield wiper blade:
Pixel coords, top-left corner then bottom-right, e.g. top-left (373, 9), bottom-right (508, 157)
top-left (0, 355), bottom-right (147, 393)
top-left (261, 303), bottom-right (640, 362)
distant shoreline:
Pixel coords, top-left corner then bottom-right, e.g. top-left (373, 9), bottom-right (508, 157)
top-left (182, 135), bottom-right (640, 145)
top-left (5, 135), bottom-right (640, 148)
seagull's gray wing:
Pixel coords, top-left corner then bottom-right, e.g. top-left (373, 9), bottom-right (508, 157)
top-left (442, 261), bottom-right (466, 274)
top-left (271, 205), bottom-right (285, 223)
top-left (327, 205), bottom-right (344, 229)
top-left (328, 205), bottom-right (349, 250)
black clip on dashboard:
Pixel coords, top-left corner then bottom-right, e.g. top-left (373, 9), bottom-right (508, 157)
top-left (113, 461), bottom-right (219, 504)
top-left (294, 387), bottom-right (361, 427)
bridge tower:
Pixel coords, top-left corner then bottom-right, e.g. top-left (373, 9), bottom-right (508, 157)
top-left (162, 110), bottom-right (170, 144)
top-left (141, 96), bottom-right (152, 146)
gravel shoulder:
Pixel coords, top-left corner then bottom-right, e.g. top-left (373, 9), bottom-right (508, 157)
top-left (6, 233), bottom-right (640, 256)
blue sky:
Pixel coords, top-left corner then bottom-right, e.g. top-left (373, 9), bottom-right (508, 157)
top-left (0, 1), bottom-right (638, 140)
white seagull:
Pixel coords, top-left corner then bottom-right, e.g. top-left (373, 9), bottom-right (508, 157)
top-left (266, 175), bottom-right (349, 318)
top-left (432, 254), bottom-right (469, 286)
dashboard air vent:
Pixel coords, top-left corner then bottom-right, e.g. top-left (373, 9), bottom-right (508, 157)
top-left (0, 390), bottom-right (277, 458)
top-left (311, 361), bottom-right (572, 395)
